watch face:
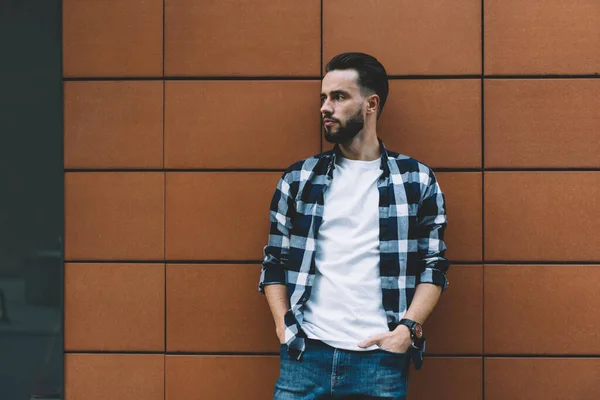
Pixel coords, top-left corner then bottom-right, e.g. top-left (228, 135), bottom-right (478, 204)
top-left (414, 324), bottom-right (423, 339)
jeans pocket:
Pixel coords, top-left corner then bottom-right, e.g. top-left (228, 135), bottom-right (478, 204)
top-left (378, 347), bottom-right (407, 357)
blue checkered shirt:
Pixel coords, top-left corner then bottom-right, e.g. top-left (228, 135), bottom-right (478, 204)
top-left (259, 141), bottom-right (449, 358)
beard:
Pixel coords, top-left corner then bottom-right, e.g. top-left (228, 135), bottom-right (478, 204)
top-left (323, 106), bottom-right (365, 144)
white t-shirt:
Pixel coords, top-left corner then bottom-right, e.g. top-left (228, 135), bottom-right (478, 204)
top-left (301, 156), bottom-right (389, 351)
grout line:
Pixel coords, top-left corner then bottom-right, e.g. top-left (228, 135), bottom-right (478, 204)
top-left (319, 0), bottom-right (324, 153)
top-left (64, 260), bottom-right (265, 264)
top-left (63, 167), bottom-right (600, 173)
top-left (480, 261), bottom-right (600, 265)
top-left (62, 260), bottom-right (600, 266)
top-left (448, 261), bottom-right (485, 265)
top-left (61, 350), bottom-right (600, 358)
top-left (481, 0), bottom-right (486, 397)
top-left (162, 117), bottom-right (167, 356)
top-left (485, 74), bottom-right (600, 79)
top-left (388, 75), bottom-right (481, 80)
top-left (433, 168), bottom-right (481, 172)
top-left (64, 260), bottom-right (168, 264)
top-left (163, 0), bottom-right (167, 396)
top-left (65, 350), bottom-right (166, 355)
top-left (320, 0), bottom-right (323, 78)
top-left (470, 354), bottom-right (600, 358)
top-left (484, 168), bottom-right (600, 172)
top-left (64, 168), bottom-right (288, 173)
top-left (63, 76), bottom-right (322, 81)
top-left (61, 74), bottom-right (600, 82)
top-left (162, 0), bottom-right (165, 78)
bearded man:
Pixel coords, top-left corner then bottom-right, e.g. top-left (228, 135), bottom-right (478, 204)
top-left (259, 52), bottom-right (450, 400)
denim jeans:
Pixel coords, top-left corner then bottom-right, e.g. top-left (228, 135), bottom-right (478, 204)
top-left (274, 338), bottom-right (409, 399)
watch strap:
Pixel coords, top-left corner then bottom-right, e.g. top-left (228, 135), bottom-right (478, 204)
top-left (409, 338), bottom-right (426, 370)
top-left (399, 318), bottom-right (418, 338)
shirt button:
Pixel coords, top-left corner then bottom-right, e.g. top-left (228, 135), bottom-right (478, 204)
top-left (301, 297), bottom-right (308, 302)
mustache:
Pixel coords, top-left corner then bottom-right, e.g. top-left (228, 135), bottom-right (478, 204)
top-left (322, 116), bottom-right (340, 123)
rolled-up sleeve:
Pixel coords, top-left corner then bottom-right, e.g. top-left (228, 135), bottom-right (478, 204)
top-left (258, 172), bottom-right (294, 293)
top-left (417, 170), bottom-right (450, 291)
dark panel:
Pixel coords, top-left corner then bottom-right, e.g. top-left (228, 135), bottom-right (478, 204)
top-left (0, 1), bottom-right (64, 398)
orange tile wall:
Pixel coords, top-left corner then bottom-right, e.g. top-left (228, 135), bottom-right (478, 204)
top-left (62, 1), bottom-right (600, 399)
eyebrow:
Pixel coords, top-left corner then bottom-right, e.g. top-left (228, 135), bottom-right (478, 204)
top-left (320, 90), bottom-right (350, 97)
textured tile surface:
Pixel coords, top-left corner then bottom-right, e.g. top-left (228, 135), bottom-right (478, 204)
top-left (485, 358), bottom-right (600, 400)
top-left (484, 265), bottom-right (600, 354)
top-left (485, 0), bottom-right (600, 74)
top-left (378, 79), bottom-right (481, 168)
top-left (65, 172), bottom-right (165, 260)
top-left (63, 0), bottom-right (162, 77)
top-left (166, 264), bottom-right (276, 352)
top-left (65, 263), bottom-right (164, 351)
top-left (65, 354), bottom-right (164, 400)
top-left (323, 0), bottom-right (481, 75)
top-left (165, 0), bottom-right (320, 76)
top-left (426, 266), bottom-right (483, 354)
top-left (408, 357), bottom-right (482, 400)
top-left (64, 81), bottom-right (163, 169)
top-left (165, 81), bottom-right (320, 169)
top-left (165, 356), bottom-right (279, 400)
top-left (166, 172), bottom-right (279, 260)
top-left (485, 79), bottom-right (600, 168)
top-left (437, 173), bottom-right (483, 262)
top-left (60, 1), bottom-right (600, 397)
top-left (484, 172), bottom-right (600, 261)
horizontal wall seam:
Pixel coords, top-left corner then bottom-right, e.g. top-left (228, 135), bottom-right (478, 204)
top-left (484, 168), bottom-right (600, 172)
top-left (62, 350), bottom-right (600, 358)
top-left (63, 168), bottom-right (600, 173)
top-left (62, 260), bottom-right (600, 265)
top-left (64, 260), bottom-right (263, 264)
top-left (63, 76), bottom-right (322, 81)
top-left (64, 169), bottom-right (287, 173)
top-left (62, 74), bottom-right (600, 81)
top-left (485, 74), bottom-right (600, 79)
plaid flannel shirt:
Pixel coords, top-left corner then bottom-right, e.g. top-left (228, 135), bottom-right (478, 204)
top-left (259, 140), bottom-right (449, 359)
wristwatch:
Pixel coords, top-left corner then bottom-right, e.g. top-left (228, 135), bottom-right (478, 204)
top-left (400, 318), bottom-right (426, 371)
top-left (399, 318), bottom-right (423, 340)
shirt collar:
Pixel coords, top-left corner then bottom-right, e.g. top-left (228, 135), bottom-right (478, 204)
top-left (326, 138), bottom-right (391, 178)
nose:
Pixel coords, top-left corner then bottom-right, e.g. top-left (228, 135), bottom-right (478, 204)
top-left (320, 98), bottom-right (333, 116)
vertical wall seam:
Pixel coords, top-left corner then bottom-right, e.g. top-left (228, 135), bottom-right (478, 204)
top-left (319, 0), bottom-right (324, 153)
top-left (162, 1), bottom-right (167, 399)
top-left (481, 0), bottom-right (486, 398)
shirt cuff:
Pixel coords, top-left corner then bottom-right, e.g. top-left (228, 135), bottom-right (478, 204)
top-left (419, 267), bottom-right (449, 292)
top-left (258, 267), bottom-right (287, 293)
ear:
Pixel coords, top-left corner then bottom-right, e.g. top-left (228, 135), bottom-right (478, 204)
top-left (366, 94), bottom-right (380, 116)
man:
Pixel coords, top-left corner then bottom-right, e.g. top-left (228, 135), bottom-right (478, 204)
top-left (259, 52), bottom-right (449, 399)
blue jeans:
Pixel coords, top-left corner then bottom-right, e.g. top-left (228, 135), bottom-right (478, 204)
top-left (275, 339), bottom-right (409, 399)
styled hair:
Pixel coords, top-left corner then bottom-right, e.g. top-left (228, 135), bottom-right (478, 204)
top-left (325, 52), bottom-right (389, 118)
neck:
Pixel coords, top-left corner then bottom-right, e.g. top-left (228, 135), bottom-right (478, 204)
top-left (338, 122), bottom-right (380, 161)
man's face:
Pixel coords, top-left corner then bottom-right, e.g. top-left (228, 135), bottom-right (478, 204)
top-left (320, 69), bottom-right (366, 144)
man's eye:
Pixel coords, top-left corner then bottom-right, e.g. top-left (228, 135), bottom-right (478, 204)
top-left (335, 94), bottom-right (344, 100)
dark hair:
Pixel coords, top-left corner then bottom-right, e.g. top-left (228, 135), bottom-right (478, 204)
top-left (325, 52), bottom-right (389, 118)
